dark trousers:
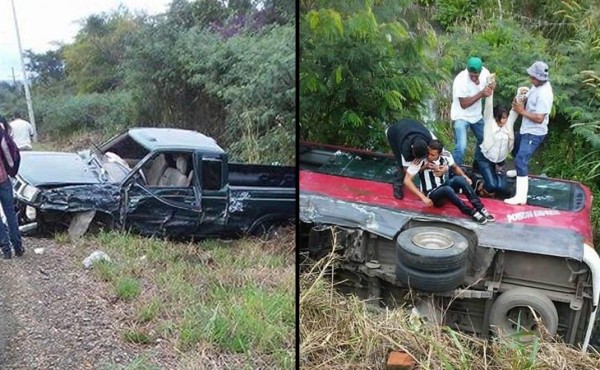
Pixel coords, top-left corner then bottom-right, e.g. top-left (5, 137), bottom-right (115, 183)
top-left (476, 157), bottom-right (509, 196)
top-left (392, 166), bottom-right (405, 197)
top-left (428, 176), bottom-right (484, 215)
top-left (513, 133), bottom-right (546, 176)
top-left (0, 179), bottom-right (21, 253)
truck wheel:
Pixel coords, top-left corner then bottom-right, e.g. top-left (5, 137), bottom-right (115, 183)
top-left (489, 287), bottom-right (559, 341)
top-left (396, 259), bottom-right (466, 293)
top-left (396, 227), bottom-right (469, 272)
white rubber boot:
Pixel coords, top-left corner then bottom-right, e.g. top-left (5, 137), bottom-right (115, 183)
top-left (504, 176), bottom-right (528, 205)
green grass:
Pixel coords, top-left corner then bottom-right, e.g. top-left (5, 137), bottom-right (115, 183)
top-left (100, 355), bottom-right (159, 370)
top-left (87, 230), bottom-right (295, 368)
top-left (53, 232), bottom-right (70, 244)
top-left (116, 277), bottom-right (141, 301)
top-left (122, 329), bottom-right (153, 345)
top-left (95, 260), bottom-right (120, 282)
top-left (136, 298), bottom-right (162, 323)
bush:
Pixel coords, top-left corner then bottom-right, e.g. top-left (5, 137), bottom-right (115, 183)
top-left (35, 91), bottom-right (137, 137)
top-left (300, 3), bottom-right (441, 151)
top-left (179, 25), bottom-right (296, 164)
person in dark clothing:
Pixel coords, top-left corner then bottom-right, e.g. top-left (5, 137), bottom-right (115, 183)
top-left (0, 115), bottom-right (23, 259)
top-left (386, 119), bottom-right (434, 199)
top-left (404, 140), bottom-right (495, 224)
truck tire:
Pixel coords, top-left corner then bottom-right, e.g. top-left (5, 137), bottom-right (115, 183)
top-left (489, 287), bottom-right (559, 341)
top-left (396, 259), bottom-right (466, 292)
top-left (396, 226), bottom-right (469, 272)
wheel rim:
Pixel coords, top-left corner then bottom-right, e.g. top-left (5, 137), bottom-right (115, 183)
top-left (411, 231), bottom-right (454, 250)
top-left (506, 306), bottom-right (540, 333)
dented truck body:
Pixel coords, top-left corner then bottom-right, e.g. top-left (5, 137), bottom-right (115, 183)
top-left (299, 142), bottom-right (600, 350)
top-left (13, 128), bottom-right (295, 239)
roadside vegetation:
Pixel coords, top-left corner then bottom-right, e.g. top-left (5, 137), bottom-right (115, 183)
top-left (0, 0), bottom-right (295, 165)
top-left (300, 252), bottom-right (600, 369)
top-left (55, 228), bottom-right (295, 369)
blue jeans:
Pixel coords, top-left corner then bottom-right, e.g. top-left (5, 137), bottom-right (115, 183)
top-left (0, 179), bottom-right (21, 253)
top-left (428, 176), bottom-right (484, 215)
top-left (514, 133), bottom-right (546, 176)
top-left (452, 118), bottom-right (485, 167)
top-left (476, 157), bottom-right (508, 195)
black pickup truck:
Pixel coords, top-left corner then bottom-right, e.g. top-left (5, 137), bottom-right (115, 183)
top-left (13, 128), bottom-right (295, 239)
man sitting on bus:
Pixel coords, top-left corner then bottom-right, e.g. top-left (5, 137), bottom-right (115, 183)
top-left (404, 139), bottom-right (495, 224)
top-left (386, 118), bottom-right (434, 199)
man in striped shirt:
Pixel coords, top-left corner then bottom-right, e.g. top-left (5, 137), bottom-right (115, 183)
top-left (404, 140), bottom-right (494, 224)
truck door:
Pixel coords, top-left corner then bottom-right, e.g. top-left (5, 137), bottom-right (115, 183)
top-left (121, 151), bottom-right (201, 237)
top-left (193, 152), bottom-right (229, 232)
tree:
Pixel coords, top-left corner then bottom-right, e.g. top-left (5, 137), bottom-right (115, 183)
top-left (300, 1), bottom-right (441, 150)
top-left (24, 49), bottom-right (66, 86)
top-left (63, 11), bottom-right (143, 94)
top-left (177, 25), bottom-right (295, 163)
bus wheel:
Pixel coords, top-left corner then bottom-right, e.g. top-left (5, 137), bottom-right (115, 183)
top-left (396, 226), bottom-right (469, 272)
top-left (489, 287), bottom-right (559, 341)
top-left (396, 259), bottom-right (466, 293)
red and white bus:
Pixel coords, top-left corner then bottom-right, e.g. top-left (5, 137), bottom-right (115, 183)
top-left (300, 141), bottom-right (600, 350)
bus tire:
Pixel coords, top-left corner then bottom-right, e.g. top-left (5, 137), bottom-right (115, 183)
top-left (489, 287), bottom-right (559, 341)
top-left (396, 226), bottom-right (469, 272)
top-left (396, 259), bottom-right (466, 293)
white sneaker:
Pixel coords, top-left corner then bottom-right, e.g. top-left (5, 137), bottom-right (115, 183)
top-left (471, 211), bottom-right (488, 225)
top-left (506, 170), bottom-right (517, 178)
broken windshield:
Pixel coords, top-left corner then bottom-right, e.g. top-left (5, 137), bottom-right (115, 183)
top-left (97, 152), bottom-right (131, 183)
top-left (79, 150), bottom-right (129, 183)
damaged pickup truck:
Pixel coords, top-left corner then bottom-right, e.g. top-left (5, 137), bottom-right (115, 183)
top-left (13, 128), bottom-right (295, 239)
top-left (300, 141), bottom-right (600, 351)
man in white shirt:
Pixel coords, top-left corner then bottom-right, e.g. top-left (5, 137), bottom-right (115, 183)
top-left (9, 112), bottom-right (34, 151)
top-left (450, 57), bottom-right (495, 167)
top-left (504, 61), bottom-right (554, 205)
top-left (404, 139), bottom-right (494, 224)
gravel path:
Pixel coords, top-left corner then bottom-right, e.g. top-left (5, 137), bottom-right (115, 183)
top-left (0, 236), bottom-right (177, 369)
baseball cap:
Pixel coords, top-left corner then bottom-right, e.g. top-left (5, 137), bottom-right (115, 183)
top-left (467, 57), bottom-right (483, 73)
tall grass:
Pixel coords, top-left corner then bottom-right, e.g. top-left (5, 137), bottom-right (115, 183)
top-left (80, 229), bottom-right (295, 369)
top-left (300, 254), bottom-right (600, 369)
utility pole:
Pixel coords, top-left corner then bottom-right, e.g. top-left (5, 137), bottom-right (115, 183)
top-left (10, 0), bottom-right (37, 141)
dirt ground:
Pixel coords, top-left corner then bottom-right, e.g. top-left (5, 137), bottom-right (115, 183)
top-left (0, 236), bottom-right (178, 369)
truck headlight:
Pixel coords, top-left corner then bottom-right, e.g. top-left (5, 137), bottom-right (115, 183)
top-left (20, 184), bottom-right (39, 202)
top-left (25, 206), bottom-right (36, 221)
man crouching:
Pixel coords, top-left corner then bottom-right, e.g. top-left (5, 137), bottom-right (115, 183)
top-left (404, 139), bottom-right (494, 224)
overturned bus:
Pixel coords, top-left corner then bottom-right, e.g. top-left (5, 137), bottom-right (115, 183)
top-left (299, 141), bottom-right (600, 351)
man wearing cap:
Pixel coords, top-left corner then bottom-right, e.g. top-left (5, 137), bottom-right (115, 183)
top-left (504, 61), bottom-right (554, 205)
top-left (386, 118), bottom-right (436, 199)
top-left (450, 57), bottom-right (495, 167)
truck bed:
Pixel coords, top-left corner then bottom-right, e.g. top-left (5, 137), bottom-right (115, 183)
top-left (229, 163), bottom-right (295, 188)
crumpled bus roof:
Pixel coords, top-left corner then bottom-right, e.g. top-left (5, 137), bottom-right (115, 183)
top-left (299, 142), bottom-right (594, 261)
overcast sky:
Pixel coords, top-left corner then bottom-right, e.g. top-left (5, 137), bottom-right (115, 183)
top-left (0, 0), bottom-right (173, 81)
